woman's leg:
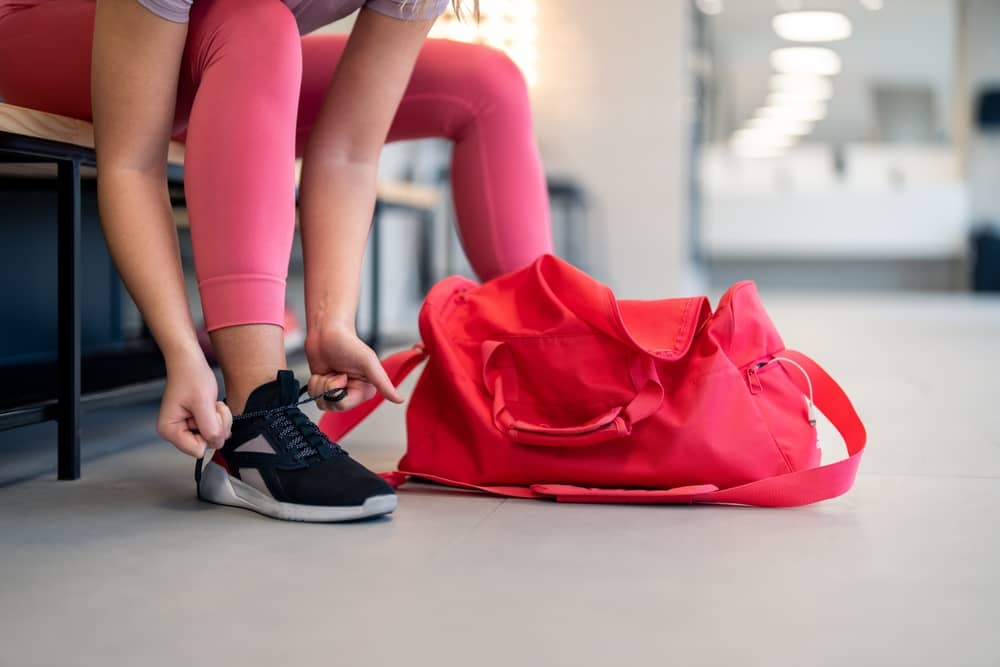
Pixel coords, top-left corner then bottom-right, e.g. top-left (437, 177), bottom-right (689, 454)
top-left (298, 36), bottom-right (553, 281)
top-left (179, 0), bottom-right (303, 413)
top-left (0, 0), bottom-right (301, 415)
top-left (0, 2), bottom-right (94, 119)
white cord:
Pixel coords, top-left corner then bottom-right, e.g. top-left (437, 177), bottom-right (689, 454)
top-left (763, 356), bottom-right (817, 426)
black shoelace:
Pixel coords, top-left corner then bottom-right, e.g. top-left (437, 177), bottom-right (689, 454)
top-left (237, 386), bottom-right (348, 463)
top-left (195, 386), bottom-right (347, 489)
top-left (231, 386), bottom-right (347, 423)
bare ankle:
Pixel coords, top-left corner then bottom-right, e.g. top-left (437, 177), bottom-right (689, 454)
top-left (209, 324), bottom-right (288, 416)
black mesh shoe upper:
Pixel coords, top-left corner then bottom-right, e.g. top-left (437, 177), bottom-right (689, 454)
top-left (212, 370), bottom-right (394, 507)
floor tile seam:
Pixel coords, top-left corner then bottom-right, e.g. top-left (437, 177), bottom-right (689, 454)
top-left (858, 471), bottom-right (1000, 481)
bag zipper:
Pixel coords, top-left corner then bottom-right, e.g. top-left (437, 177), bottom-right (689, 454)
top-left (744, 356), bottom-right (818, 426)
top-left (744, 357), bottom-right (774, 395)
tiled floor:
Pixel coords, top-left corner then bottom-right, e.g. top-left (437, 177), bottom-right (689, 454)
top-left (1, 293), bottom-right (998, 666)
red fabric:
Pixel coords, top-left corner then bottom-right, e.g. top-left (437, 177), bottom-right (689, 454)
top-left (322, 255), bottom-right (867, 507)
top-left (210, 450), bottom-right (231, 475)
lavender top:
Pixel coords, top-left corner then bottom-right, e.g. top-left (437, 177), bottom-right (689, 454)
top-left (138, 0), bottom-right (449, 34)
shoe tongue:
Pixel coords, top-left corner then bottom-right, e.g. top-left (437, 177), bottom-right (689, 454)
top-left (242, 370), bottom-right (299, 412)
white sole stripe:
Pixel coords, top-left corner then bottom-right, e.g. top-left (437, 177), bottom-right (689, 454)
top-left (198, 461), bottom-right (396, 523)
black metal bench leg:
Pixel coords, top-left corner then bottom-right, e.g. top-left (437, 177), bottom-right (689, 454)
top-left (57, 159), bottom-right (81, 480)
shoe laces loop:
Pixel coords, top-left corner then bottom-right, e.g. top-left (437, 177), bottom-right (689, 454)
top-left (235, 385), bottom-right (348, 463)
top-left (231, 386), bottom-right (347, 423)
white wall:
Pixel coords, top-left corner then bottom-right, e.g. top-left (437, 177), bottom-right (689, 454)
top-left (530, 1), bottom-right (693, 298)
top-left (700, 143), bottom-right (968, 260)
top-left (707, 0), bottom-right (956, 143)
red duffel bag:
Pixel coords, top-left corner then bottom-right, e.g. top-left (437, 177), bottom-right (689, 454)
top-left (319, 255), bottom-right (866, 507)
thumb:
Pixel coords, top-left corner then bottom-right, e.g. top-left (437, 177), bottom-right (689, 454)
top-left (191, 398), bottom-right (226, 447)
top-left (365, 357), bottom-right (403, 404)
top-left (215, 401), bottom-right (233, 439)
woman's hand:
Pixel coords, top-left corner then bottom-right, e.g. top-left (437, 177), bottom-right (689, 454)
top-left (157, 354), bottom-right (233, 458)
top-left (305, 323), bottom-right (404, 412)
top-left (299, 9), bottom-right (434, 413)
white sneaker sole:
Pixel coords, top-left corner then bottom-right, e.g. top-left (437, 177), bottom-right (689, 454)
top-left (198, 461), bottom-right (397, 523)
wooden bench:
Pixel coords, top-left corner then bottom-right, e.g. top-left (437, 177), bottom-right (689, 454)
top-left (0, 102), bottom-right (439, 480)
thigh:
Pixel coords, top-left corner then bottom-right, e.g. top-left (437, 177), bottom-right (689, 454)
top-left (296, 36), bottom-right (517, 151)
top-left (296, 32), bottom-right (350, 154)
top-left (0, 0), bottom-right (96, 120)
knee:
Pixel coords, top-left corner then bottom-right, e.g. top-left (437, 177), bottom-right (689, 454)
top-left (416, 40), bottom-right (532, 127)
top-left (453, 43), bottom-right (530, 112)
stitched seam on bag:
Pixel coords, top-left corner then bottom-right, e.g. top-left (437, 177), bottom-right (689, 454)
top-left (715, 284), bottom-right (794, 472)
top-left (672, 297), bottom-right (695, 354)
top-left (613, 292), bottom-right (698, 357)
top-left (716, 282), bottom-right (783, 369)
top-left (748, 365), bottom-right (795, 473)
top-left (691, 363), bottom-right (794, 474)
top-left (757, 364), bottom-right (808, 473)
top-left (458, 332), bottom-right (598, 342)
top-left (753, 403), bottom-right (794, 473)
top-left (506, 397), bottom-right (624, 408)
top-left (436, 282), bottom-right (474, 322)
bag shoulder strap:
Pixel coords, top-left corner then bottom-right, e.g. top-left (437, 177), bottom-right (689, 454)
top-left (317, 344), bottom-right (428, 442)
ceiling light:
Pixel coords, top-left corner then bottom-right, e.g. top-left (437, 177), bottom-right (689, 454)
top-left (766, 91), bottom-right (829, 106)
top-left (757, 101), bottom-right (828, 122)
top-left (730, 128), bottom-right (797, 149)
top-left (769, 73), bottom-right (834, 99)
top-left (772, 11), bottom-right (852, 42)
top-left (770, 74), bottom-right (833, 100)
top-left (695, 0), bottom-right (723, 15)
top-left (746, 116), bottom-right (815, 136)
top-left (770, 47), bottom-right (842, 75)
top-left (859, 0), bottom-right (883, 10)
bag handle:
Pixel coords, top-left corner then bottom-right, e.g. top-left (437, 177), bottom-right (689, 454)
top-left (481, 340), bottom-right (664, 447)
top-left (317, 344), bottom-right (428, 443)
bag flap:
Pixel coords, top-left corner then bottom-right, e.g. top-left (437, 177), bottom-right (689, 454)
top-left (535, 255), bottom-right (711, 361)
top-left (417, 256), bottom-right (711, 362)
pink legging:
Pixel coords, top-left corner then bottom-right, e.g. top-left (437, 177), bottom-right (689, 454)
top-left (0, 0), bottom-right (552, 331)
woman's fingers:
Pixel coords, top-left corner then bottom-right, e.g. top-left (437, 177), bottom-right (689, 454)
top-left (160, 404), bottom-right (224, 458)
top-left (364, 356), bottom-right (403, 404)
top-left (215, 401), bottom-right (233, 437)
top-left (310, 373), bottom-right (349, 411)
top-left (190, 399), bottom-right (226, 448)
top-left (308, 374), bottom-right (383, 412)
top-left (346, 377), bottom-right (377, 404)
top-left (308, 352), bottom-right (403, 413)
top-left (160, 420), bottom-right (208, 458)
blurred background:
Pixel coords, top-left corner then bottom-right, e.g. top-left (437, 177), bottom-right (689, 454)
top-left (308, 0), bottom-right (1000, 343)
top-left (694, 0), bottom-right (998, 292)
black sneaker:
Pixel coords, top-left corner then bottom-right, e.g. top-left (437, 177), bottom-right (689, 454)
top-left (196, 370), bottom-right (396, 522)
